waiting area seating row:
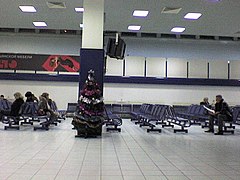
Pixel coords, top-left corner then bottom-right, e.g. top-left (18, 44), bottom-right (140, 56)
top-left (130, 104), bottom-right (192, 133)
top-left (1, 101), bottom-right (65, 131)
top-left (106, 103), bottom-right (240, 134)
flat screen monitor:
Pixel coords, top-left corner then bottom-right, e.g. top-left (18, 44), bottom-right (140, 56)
top-left (106, 38), bottom-right (126, 59)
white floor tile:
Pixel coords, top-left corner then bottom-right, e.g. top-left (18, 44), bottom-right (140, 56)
top-left (101, 175), bottom-right (123, 180)
top-left (144, 176), bottom-right (168, 180)
top-left (165, 176), bottom-right (189, 180)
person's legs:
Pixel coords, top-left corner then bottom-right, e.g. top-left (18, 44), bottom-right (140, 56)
top-left (205, 115), bottom-right (214, 132)
top-left (214, 114), bottom-right (228, 135)
top-left (216, 114), bottom-right (227, 133)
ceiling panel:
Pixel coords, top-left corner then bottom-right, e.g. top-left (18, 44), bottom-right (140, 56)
top-left (0, 0), bottom-right (240, 37)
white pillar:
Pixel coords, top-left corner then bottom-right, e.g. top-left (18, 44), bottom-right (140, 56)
top-left (82, 0), bottom-right (104, 49)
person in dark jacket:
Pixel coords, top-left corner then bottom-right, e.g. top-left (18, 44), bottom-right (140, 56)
top-left (10, 92), bottom-right (24, 117)
top-left (205, 95), bottom-right (232, 135)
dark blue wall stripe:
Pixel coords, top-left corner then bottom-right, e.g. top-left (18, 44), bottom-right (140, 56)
top-left (1, 72), bottom-right (240, 87)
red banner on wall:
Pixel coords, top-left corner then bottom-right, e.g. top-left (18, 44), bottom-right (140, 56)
top-left (0, 53), bottom-right (80, 72)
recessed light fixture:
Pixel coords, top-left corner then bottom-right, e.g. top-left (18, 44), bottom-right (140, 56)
top-left (184, 13), bottom-right (202, 20)
top-left (128, 25), bottom-right (141, 31)
top-left (133, 10), bottom-right (149, 17)
top-left (19, 5), bottom-right (36, 12)
top-left (171, 27), bottom-right (185, 33)
top-left (80, 23), bottom-right (83, 28)
top-left (206, 0), bottom-right (221, 2)
top-left (75, 7), bottom-right (84, 12)
top-left (33, 21), bottom-right (47, 27)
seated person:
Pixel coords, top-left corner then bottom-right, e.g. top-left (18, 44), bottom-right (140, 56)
top-left (205, 95), bottom-right (232, 135)
top-left (0, 94), bottom-right (6, 100)
top-left (38, 95), bottom-right (49, 115)
top-left (41, 92), bottom-right (53, 108)
top-left (200, 97), bottom-right (211, 114)
top-left (200, 97), bottom-right (210, 106)
top-left (38, 95), bottom-right (57, 121)
top-left (11, 92), bottom-right (25, 116)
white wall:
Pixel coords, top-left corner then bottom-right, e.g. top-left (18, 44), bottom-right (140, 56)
top-left (0, 80), bottom-right (79, 110)
top-left (1, 80), bottom-right (239, 109)
top-left (104, 83), bottom-right (240, 106)
top-left (0, 33), bottom-right (81, 55)
top-left (125, 37), bottom-right (240, 60)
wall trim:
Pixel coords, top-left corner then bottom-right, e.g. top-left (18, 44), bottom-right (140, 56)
top-left (1, 72), bottom-right (240, 87)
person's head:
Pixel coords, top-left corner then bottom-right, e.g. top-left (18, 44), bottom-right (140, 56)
top-left (203, 97), bottom-right (209, 103)
top-left (0, 95), bottom-right (4, 100)
top-left (14, 92), bottom-right (23, 100)
top-left (41, 93), bottom-right (49, 100)
top-left (216, 95), bottom-right (223, 103)
top-left (39, 95), bottom-right (47, 102)
top-left (25, 91), bottom-right (33, 98)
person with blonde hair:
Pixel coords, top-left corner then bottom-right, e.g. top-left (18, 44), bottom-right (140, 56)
top-left (38, 94), bottom-right (57, 121)
top-left (41, 92), bottom-right (53, 108)
top-left (38, 95), bottom-right (49, 115)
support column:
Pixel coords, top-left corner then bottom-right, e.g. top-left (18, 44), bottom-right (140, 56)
top-left (79, 0), bottom-right (105, 96)
top-left (82, 0), bottom-right (104, 49)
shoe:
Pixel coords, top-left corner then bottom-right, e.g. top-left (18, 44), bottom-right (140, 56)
top-left (214, 132), bottom-right (223, 135)
top-left (205, 130), bottom-right (214, 133)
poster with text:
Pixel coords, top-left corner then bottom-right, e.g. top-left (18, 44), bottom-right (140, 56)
top-left (0, 53), bottom-right (80, 72)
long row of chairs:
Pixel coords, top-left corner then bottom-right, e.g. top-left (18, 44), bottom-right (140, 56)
top-left (127, 103), bottom-right (240, 134)
top-left (130, 104), bottom-right (191, 133)
top-left (1, 101), bottom-right (65, 131)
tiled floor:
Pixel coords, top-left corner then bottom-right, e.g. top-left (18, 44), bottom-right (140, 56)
top-left (0, 119), bottom-right (240, 180)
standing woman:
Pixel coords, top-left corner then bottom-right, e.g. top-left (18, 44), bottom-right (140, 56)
top-left (10, 92), bottom-right (24, 117)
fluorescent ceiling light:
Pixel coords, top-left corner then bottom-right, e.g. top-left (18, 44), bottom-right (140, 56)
top-left (33, 21), bottom-right (47, 27)
top-left (206, 0), bottom-right (221, 2)
top-left (171, 27), bottom-right (185, 33)
top-left (184, 13), bottom-right (202, 20)
top-left (128, 25), bottom-right (141, 31)
top-left (80, 23), bottom-right (83, 28)
top-left (19, 5), bottom-right (36, 12)
top-left (75, 7), bottom-right (84, 12)
top-left (133, 10), bottom-right (149, 17)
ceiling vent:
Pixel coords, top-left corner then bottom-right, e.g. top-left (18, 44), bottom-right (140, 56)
top-left (47, 2), bottom-right (66, 9)
top-left (0, 28), bottom-right (15, 33)
top-left (121, 32), bottom-right (138, 37)
top-left (161, 7), bottom-right (182, 14)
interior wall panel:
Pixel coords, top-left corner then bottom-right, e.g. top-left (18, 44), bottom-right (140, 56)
top-left (167, 58), bottom-right (187, 78)
top-left (146, 57), bottom-right (166, 77)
